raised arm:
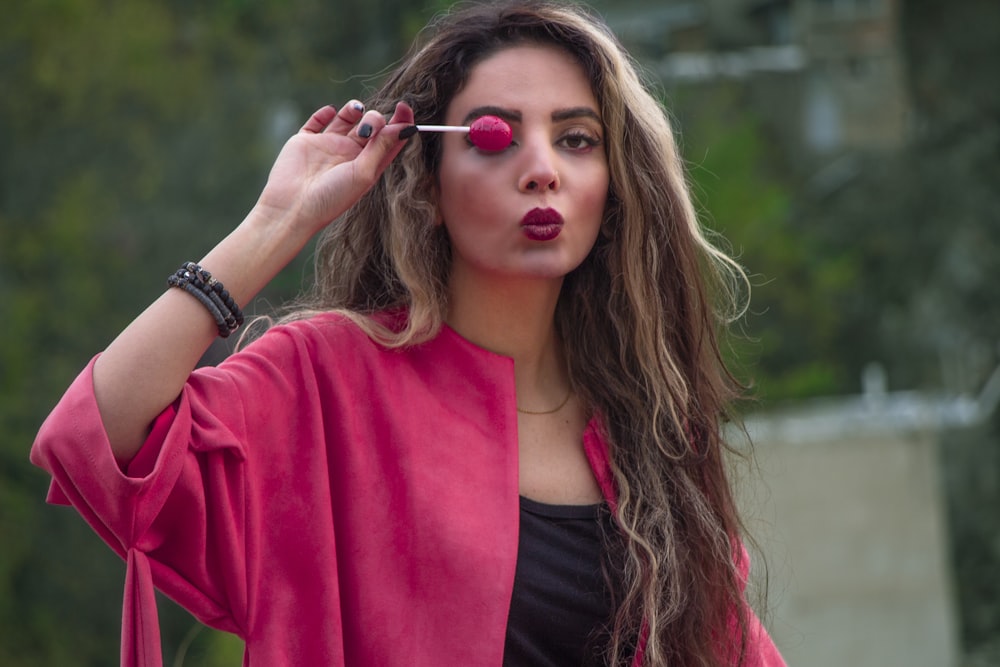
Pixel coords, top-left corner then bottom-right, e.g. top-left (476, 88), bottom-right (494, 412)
top-left (94, 101), bottom-right (415, 463)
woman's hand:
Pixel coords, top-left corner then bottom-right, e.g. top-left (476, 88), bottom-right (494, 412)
top-left (254, 100), bottom-right (415, 238)
top-left (91, 100), bottom-right (414, 462)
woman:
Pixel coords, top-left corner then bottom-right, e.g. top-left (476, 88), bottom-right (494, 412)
top-left (32, 1), bottom-right (785, 665)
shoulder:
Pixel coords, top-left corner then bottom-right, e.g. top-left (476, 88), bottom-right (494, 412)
top-left (226, 309), bottom-right (514, 391)
top-left (265, 310), bottom-right (367, 340)
top-left (222, 310), bottom-right (436, 387)
top-left (239, 311), bottom-right (383, 359)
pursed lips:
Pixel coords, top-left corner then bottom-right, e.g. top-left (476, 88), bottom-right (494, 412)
top-left (520, 208), bottom-right (564, 241)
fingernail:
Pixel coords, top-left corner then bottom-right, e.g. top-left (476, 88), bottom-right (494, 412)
top-left (399, 125), bottom-right (418, 140)
top-left (358, 123), bottom-right (373, 138)
top-left (352, 101), bottom-right (365, 112)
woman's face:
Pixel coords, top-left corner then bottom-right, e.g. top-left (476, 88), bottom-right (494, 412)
top-left (435, 44), bottom-right (609, 287)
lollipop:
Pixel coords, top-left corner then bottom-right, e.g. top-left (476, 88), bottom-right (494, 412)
top-left (413, 115), bottom-right (513, 151)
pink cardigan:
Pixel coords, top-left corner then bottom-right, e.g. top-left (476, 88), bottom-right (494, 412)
top-left (31, 313), bottom-right (784, 666)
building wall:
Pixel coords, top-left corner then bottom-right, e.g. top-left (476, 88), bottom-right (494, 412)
top-left (797, 0), bottom-right (911, 153)
top-left (739, 422), bottom-right (959, 666)
top-left (602, 0), bottom-right (911, 158)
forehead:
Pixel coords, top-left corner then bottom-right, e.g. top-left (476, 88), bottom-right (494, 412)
top-left (445, 44), bottom-right (599, 120)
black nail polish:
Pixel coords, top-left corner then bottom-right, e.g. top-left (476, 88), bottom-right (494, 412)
top-left (399, 125), bottom-right (418, 140)
top-left (358, 123), bottom-right (373, 138)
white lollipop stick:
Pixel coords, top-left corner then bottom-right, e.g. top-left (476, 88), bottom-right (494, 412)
top-left (415, 125), bottom-right (470, 133)
top-left (411, 115), bottom-right (513, 151)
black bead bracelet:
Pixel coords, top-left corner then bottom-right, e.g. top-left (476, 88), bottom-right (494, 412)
top-left (167, 262), bottom-right (244, 338)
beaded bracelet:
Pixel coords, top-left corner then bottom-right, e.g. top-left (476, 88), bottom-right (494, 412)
top-left (167, 262), bottom-right (245, 338)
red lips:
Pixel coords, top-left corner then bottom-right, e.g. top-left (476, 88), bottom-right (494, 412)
top-left (520, 208), bottom-right (564, 241)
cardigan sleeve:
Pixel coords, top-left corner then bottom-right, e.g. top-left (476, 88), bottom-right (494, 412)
top-left (746, 612), bottom-right (786, 666)
top-left (30, 320), bottom-right (330, 664)
top-left (735, 544), bottom-right (786, 666)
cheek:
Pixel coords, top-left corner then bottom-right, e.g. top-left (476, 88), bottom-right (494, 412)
top-left (582, 175), bottom-right (610, 222)
top-left (437, 182), bottom-right (476, 224)
top-left (438, 165), bottom-right (504, 224)
top-left (437, 156), bottom-right (474, 208)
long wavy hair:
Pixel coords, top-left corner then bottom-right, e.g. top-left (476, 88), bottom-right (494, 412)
top-left (286, 1), bottom-right (756, 664)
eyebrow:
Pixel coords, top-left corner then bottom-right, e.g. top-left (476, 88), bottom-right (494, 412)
top-left (460, 105), bottom-right (602, 126)
top-left (461, 106), bottom-right (521, 126)
top-left (551, 106), bottom-right (602, 124)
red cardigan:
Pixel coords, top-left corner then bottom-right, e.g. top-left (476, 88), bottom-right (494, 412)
top-left (31, 313), bottom-right (784, 666)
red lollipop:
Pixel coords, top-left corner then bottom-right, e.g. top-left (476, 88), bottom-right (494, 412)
top-left (413, 115), bottom-right (513, 151)
top-left (468, 116), bottom-right (513, 151)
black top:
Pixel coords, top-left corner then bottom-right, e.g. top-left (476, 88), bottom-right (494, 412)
top-left (503, 495), bottom-right (615, 667)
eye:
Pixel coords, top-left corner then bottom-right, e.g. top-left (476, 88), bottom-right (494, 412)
top-left (557, 131), bottom-right (602, 151)
top-left (464, 134), bottom-right (518, 153)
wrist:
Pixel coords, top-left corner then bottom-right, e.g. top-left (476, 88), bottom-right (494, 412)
top-left (194, 207), bottom-right (310, 309)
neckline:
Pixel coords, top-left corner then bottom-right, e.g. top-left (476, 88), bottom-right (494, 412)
top-left (438, 320), bottom-right (516, 363)
top-left (519, 494), bottom-right (606, 519)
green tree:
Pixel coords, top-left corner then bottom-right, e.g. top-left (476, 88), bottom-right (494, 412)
top-left (673, 83), bottom-right (859, 404)
top-left (2, 0), bottom-right (449, 663)
top-left (899, 0), bottom-right (1000, 661)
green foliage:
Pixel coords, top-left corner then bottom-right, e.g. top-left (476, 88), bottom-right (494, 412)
top-left (1, 0), bottom-right (449, 664)
top-left (942, 417), bottom-right (1000, 659)
top-left (899, 0), bottom-right (1000, 659)
top-left (675, 84), bottom-right (857, 403)
top-left (156, 611), bottom-right (245, 667)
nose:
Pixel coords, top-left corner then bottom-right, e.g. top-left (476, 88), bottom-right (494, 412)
top-left (517, 140), bottom-right (560, 193)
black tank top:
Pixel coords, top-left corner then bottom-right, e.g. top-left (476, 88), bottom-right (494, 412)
top-left (502, 495), bottom-right (616, 666)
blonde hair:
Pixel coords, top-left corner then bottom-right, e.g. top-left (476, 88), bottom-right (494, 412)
top-left (286, 2), bottom-right (755, 664)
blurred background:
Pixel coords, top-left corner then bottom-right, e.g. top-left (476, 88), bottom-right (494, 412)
top-left (1, 0), bottom-right (997, 665)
